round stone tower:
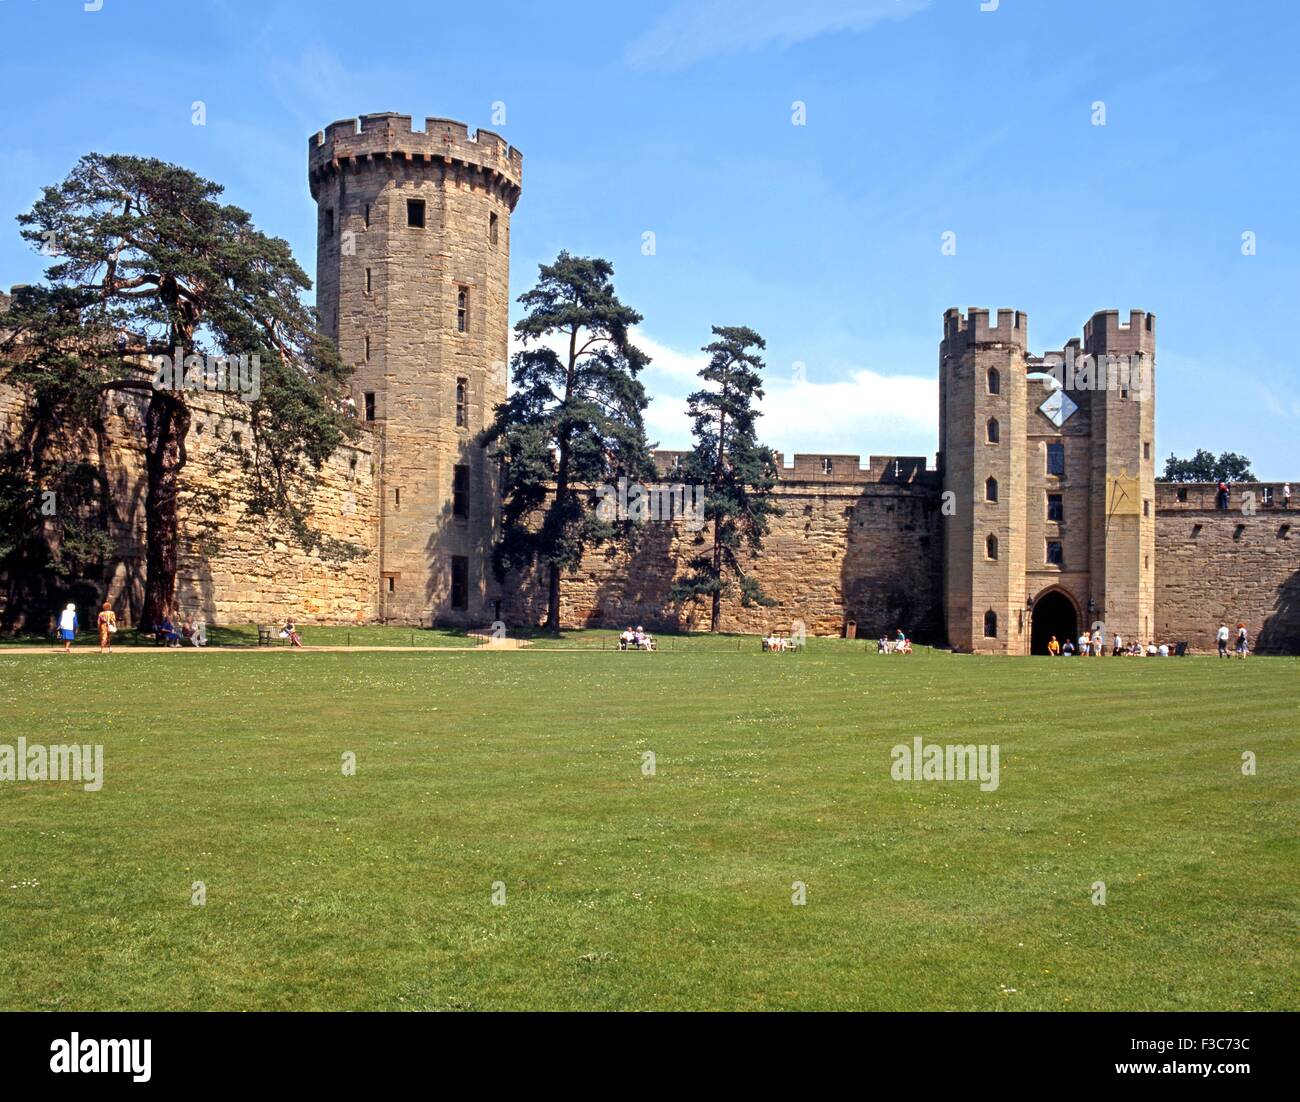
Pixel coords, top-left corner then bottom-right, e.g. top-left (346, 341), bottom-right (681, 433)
top-left (309, 113), bottom-right (522, 625)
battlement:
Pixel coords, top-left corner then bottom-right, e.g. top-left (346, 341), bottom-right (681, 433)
top-left (943, 307), bottom-right (1028, 349)
top-left (1083, 309), bottom-right (1155, 355)
top-left (308, 112), bottom-right (522, 203)
top-left (650, 450), bottom-right (933, 485)
top-left (1156, 481), bottom-right (1294, 511)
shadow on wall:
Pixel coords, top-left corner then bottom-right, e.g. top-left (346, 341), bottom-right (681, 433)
top-left (1257, 566), bottom-right (1300, 654)
top-left (839, 486), bottom-right (945, 645)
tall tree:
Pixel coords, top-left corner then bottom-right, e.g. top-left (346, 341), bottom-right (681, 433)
top-left (486, 252), bottom-right (654, 634)
top-left (0, 154), bottom-right (352, 626)
top-left (670, 326), bottom-right (780, 633)
top-left (1162, 449), bottom-right (1255, 483)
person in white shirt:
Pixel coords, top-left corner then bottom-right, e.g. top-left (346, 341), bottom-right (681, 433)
top-left (1146, 642), bottom-right (1158, 656)
top-left (1111, 632), bottom-right (1122, 656)
top-left (58, 603), bottom-right (78, 653)
top-left (1216, 623), bottom-right (1230, 658)
top-left (1158, 643), bottom-right (1170, 657)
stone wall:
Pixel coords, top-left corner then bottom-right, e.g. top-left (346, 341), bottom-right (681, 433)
top-left (502, 455), bottom-right (945, 639)
top-left (1154, 483), bottom-right (1299, 654)
top-left (0, 374), bottom-right (379, 629)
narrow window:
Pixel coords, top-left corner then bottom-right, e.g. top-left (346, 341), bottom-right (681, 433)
top-left (455, 377), bottom-right (468, 427)
top-left (450, 556), bottom-right (469, 611)
top-left (985, 477), bottom-right (998, 503)
top-left (457, 287), bottom-right (468, 333)
top-left (322, 208), bottom-right (334, 237)
top-left (407, 198), bottom-right (425, 228)
top-left (453, 464), bottom-right (469, 519)
top-left (986, 418), bottom-right (1000, 443)
top-left (1143, 499), bottom-right (1150, 517)
top-left (983, 610), bottom-right (998, 638)
top-left (364, 204), bottom-right (371, 228)
top-left (394, 487), bottom-right (401, 508)
top-left (365, 268), bottom-right (372, 295)
top-left (364, 334), bottom-right (371, 361)
top-left (986, 534), bottom-right (998, 560)
top-left (489, 211), bottom-right (499, 245)
top-left (364, 392), bottom-right (375, 421)
top-left (1046, 442), bottom-right (1065, 477)
top-left (1143, 442), bottom-right (1151, 460)
top-left (1233, 524), bottom-right (1245, 541)
top-left (1047, 494), bottom-right (1064, 522)
top-left (821, 457), bottom-right (833, 476)
top-left (987, 368), bottom-right (1000, 395)
top-left (386, 575), bottom-right (395, 593)
top-left (1046, 540), bottom-right (1064, 566)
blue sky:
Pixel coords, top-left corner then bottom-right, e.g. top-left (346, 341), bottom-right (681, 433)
top-left (0, 0), bottom-right (1295, 476)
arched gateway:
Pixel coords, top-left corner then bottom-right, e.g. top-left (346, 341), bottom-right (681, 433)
top-left (1030, 588), bottom-right (1080, 655)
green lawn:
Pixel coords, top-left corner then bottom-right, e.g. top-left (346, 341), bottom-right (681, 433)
top-left (0, 623), bottom-right (482, 648)
top-left (0, 640), bottom-right (1295, 1011)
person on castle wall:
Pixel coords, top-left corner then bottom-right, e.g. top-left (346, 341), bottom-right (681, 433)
top-left (1047, 635), bottom-right (1061, 656)
top-left (58, 602), bottom-right (79, 653)
top-left (1235, 623), bottom-right (1249, 659)
top-left (1284, 483), bottom-right (1292, 509)
top-left (1216, 622), bottom-right (1230, 658)
top-left (97, 602), bottom-right (117, 654)
top-left (1216, 481), bottom-right (1230, 511)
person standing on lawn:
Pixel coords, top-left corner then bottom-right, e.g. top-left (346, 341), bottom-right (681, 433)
top-left (97, 602), bottom-right (117, 654)
top-left (58, 603), bottom-right (78, 653)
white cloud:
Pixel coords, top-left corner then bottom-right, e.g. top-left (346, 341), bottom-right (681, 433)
top-left (508, 327), bottom-right (938, 466)
top-left (626, 0), bottom-right (932, 70)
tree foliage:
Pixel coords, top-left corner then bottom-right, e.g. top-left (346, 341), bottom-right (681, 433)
top-left (1161, 449), bottom-right (1255, 483)
top-left (485, 252), bottom-right (654, 633)
top-left (670, 325), bottom-right (780, 632)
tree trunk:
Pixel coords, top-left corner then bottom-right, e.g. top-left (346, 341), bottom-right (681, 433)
top-left (545, 562), bottom-right (561, 634)
top-left (710, 515), bottom-right (722, 633)
top-left (140, 390), bottom-right (190, 629)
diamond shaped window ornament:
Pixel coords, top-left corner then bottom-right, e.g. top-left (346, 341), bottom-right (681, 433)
top-left (1038, 388), bottom-right (1078, 428)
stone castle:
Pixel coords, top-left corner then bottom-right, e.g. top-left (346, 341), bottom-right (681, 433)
top-left (0, 111), bottom-right (1296, 654)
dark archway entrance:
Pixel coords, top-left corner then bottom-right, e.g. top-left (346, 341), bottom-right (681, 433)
top-left (1030, 589), bottom-right (1079, 655)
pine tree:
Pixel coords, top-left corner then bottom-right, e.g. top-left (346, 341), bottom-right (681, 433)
top-left (485, 252), bottom-right (654, 633)
top-left (0, 154), bottom-right (352, 627)
top-left (671, 326), bottom-right (780, 632)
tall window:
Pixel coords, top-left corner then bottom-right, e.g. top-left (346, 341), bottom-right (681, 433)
top-left (490, 212), bottom-right (499, 245)
top-left (985, 477), bottom-right (998, 503)
top-left (322, 208), bottom-right (334, 237)
top-left (450, 556), bottom-right (469, 611)
top-left (987, 368), bottom-right (1000, 395)
top-left (1046, 442), bottom-right (1065, 476)
top-left (455, 377), bottom-right (468, 427)
top-left (983, 610), bottom-right (998, 638)
top-left (364, 392), bottom-right (375, 421)
top-left (453, 465), bottom-right (469, 519)
top-left (986, 534), bottom-right (998, 560)
top-left (364, 203), bottom-right (371, 228)
top-left (986, 417), bottom-right (1000, 443)
top-left (457, 287), bottom-right (468, 333)
top-left (407, 198), bottom-right (425, 228)
top-left (365, 268), bottom-right (372, 295)
top-left (1046, 493), bottom-right (1064, 522)
top-left (364, 334), bottom-right (371, 361)
top-left (1046, 540), bottom-right (1064, 566)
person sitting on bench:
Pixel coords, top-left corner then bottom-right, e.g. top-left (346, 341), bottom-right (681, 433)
top-left (634, 626), bottom-right (656, 651)
top-left (619, 626), bottom-right (635, 651)
top-left (157, 615), bottom-right (180, 647)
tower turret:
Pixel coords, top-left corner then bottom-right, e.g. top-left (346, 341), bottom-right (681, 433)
top-left (309, 113), bottom-right (522, 624)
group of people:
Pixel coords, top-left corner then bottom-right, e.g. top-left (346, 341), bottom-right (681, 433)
top-left (877, 629), bottom-right (912, 655)
top-left (762, 632), bottom-right (800, 652)
top-left (155, 612), bottom-right (208, 648)
top-left (1045, 622), bottom-right (1249, 658)
top-left (618, 625), bottom-right (656, 651)
top-left (1215, 481), bottom-right (1291, 511)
